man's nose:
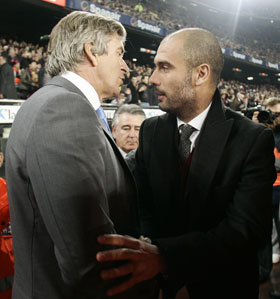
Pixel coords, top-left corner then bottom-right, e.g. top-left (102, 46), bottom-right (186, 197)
top-left (128, 129), bottom-right (137, 137)
top-left (121, 59), bottom-right (130, 76)
top-left (149, 71), bottom-right (159, 86)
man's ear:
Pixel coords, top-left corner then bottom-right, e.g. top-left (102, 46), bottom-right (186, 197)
top-left (84, 42), bottom-right (98, 67)
top-left (193, 63), bottom-right (210, 86)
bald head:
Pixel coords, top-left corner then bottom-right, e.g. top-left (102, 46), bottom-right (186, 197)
top-left (164, 28), bottom-right (223, 86)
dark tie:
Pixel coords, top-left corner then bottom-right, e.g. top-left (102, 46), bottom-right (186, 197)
top-left (96, 106), bottom-right (111, 134)
top-left (178, 124), bottom-right (196, 162)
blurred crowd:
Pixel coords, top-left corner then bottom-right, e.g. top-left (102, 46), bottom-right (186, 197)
top-left (0, 38), bottom-right (49, 99)
top-left (91, 0), bottom-right (280, 63)
top-left (0, 37), bottom-right (279, 111)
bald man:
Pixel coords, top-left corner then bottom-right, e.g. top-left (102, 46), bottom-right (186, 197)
top-left (96, 28), bottom-right (276, 299)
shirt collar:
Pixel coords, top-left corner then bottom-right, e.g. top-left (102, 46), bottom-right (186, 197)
top-left (177, 101), bottom-right (212, 132)
top-left (61, 71), bottom-right (101, 110)
top-left (118, 146), bottom-right (128, 158)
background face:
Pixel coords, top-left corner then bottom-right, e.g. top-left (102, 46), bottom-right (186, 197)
top-left (112, 113), bottom-right (145, 153)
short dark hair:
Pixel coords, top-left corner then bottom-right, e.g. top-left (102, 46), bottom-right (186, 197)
top-left (112, 104), bottom-right (146, 127)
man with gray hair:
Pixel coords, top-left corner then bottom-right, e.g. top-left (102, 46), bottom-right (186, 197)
top-left (112, 104), bottom-right (146, 158)
top-left (5, 11), bottom-right (154, 299)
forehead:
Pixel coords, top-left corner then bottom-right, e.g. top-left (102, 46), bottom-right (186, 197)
top-left (154, 35), bottom-right (184, 64)
top-left (107, 34), bottom-right (124, 52)
top-left (119, 113), bottom-right (145, 125)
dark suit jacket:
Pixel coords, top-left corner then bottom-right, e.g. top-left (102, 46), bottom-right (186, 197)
top-left (134, 90), bottom-right (276, 299)
top-left (5, 76), bottom-right (151, 299)
top-left (0, 63), bottom-right (17, 99)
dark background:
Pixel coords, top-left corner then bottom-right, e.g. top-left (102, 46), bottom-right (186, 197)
top-left (0, 0), bottom-right (279, 86)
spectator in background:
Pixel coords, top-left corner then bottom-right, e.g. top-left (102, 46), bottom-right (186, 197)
top-left (12, 60), bottom-right (21, 88)
top-left (112, 104), bottom-right (146, 158)
top-left (126, 73), bottom-right (140, 104)
top-left (7, 47), bottom-right (19, 66)
top-left (17, 60), bottom-right (38, 99)
top-left (134, 2), bottom-right (144, 14)
top-left (110, 90), bottom-right (127, 105)
top-left (252, 98), bottom-right (280, 297)
top-left (138, 75), bottom-right (158, 106)
top-left (0, 53), bottom-right (17, 99)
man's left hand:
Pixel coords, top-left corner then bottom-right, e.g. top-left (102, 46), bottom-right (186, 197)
top-left (96, 234), bottom-right (166, 296)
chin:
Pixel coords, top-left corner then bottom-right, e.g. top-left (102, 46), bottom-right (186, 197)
top-left (158, 103), bottom-right (170, 113)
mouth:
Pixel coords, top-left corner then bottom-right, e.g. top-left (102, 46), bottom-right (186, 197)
top-left (155, 90), bottom-right (166, 101)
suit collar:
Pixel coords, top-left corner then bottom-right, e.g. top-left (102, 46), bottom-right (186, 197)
top-left (46, 76), bottom-right (113, 138)
top-left (46, 76), bottom-right (86, 99)
top-left (46, 76), bottom-right (135, 182)
top-left (61, 71), bottom-right (101, 110)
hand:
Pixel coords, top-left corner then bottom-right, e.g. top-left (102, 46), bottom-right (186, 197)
top-left (96, 234), bottom-right (166, 296)
top-left (252, 111), bottom-right (259, 123)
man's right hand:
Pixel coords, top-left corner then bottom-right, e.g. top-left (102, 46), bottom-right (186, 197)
top-left (96, 234), bottom-right (166, 296)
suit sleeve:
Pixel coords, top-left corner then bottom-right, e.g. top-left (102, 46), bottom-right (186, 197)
top-left (26, 94), bottom-right (117, 296)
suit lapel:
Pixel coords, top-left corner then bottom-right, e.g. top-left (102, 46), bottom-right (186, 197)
top-left (154, 113), bottom-right (181, 213)
top-left (185, 91), bottom-right (233, 221)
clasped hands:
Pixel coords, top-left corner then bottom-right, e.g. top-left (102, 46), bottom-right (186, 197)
top-left (96, 234), bottom-right (166, 296)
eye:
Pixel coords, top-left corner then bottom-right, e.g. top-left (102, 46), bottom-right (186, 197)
top-left (117, 50), bottom-right (124, 58)
top-left (159, 64), bottom-right (169, 72)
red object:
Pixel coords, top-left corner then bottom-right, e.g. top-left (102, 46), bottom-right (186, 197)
top-left (0, 179), bottom-right (10, 231)
top-left (0, 178), bottom-right (14, 298)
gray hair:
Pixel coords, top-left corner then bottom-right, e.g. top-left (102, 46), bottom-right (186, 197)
top-left (112, 104), bottom-right (146, 127)
top-left (46, 11), bottom-right (126, 77)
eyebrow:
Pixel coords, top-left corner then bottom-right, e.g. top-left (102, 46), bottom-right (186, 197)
top-left (155, 60), bottom-right (173, 68)
top-left (117, 46), bottom-right (125, 54)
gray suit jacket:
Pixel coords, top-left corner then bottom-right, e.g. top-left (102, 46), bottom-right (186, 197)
top-left (6, 76), bottom-right (153, 298)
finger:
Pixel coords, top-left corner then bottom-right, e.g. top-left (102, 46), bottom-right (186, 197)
top-left (100, 262), bottom-right (134, 280)
top-left (106, 276), bottom-right (138, 296)
top-left (97, 234), bottom-right (140, 249)
top-left (96, 248), bottom-right (140, 262)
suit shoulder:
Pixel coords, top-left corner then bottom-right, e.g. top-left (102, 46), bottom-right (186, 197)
top-left (225, 107), bottom-right (270, 135)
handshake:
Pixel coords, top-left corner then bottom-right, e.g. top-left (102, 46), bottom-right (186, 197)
top-left (96, 234), bottom-right (166, 296)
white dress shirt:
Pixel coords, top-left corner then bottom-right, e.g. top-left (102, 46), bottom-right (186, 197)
top-left (177, 102), bottom-right (212, 152)
top-left (61, 71), bottom-right (101, 110)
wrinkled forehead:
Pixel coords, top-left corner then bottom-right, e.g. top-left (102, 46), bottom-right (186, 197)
top-left (106, 33), bottom-right (125, 55)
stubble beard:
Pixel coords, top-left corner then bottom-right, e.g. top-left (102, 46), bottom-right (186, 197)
top-left (159, 76), bottom-right (198, 122)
